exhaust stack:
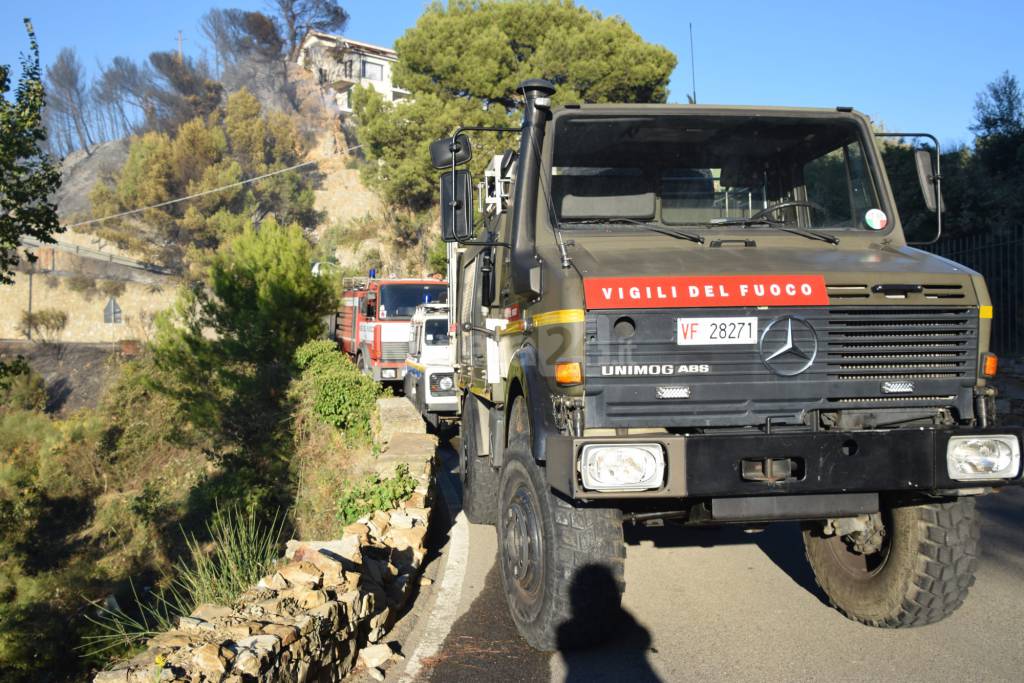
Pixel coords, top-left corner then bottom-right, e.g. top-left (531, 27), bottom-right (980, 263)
top-left (510, 78), bottom-right (556, 296)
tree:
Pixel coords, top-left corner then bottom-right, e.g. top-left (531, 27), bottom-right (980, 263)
top-left (202, 9), bottom-right (284, 68)
top-left (87, 88), bottom-right (315, 264)
top-left (352, 0), bottom-right (676, 209)
top-left (0, 19), bottom-right (62, 285)
top-left (45, 48), bottom-right (95, 154)
top-left (150, 219), bottom-right (334, 450)
top-left (273, 0), bottom-right (350, 55)
top-left (971, 71), bottom-right (1023, 139)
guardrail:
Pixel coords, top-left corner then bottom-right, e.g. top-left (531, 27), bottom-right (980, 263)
top-left (19, 237), bottom-right (176, 275)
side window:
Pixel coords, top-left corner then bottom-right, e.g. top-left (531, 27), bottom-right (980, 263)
top-left (804, 141), bottom-right (879, 227)
top-left (362, 60), bottom-right (383, 81)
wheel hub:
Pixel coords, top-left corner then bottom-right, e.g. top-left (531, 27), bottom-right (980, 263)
top-left (503, 485), bottom-right (543, 595)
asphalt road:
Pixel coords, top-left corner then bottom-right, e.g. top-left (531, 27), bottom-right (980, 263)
top-left (398, 444), bottom-right (1024, 683)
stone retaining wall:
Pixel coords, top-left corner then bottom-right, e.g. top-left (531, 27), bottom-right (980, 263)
top-left (95, 398), bottom-right (436, 683)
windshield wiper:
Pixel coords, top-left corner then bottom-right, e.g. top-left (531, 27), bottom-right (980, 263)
top-left (705, 217), bottom-right (839, 245)
top-left (560, 218), bottom-right (705, 244)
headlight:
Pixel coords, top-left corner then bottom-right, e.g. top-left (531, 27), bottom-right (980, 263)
top-left (579, 443), bottom-right (665, 492)
top-left (946, 435), bottom-right (1021, 480)
top-left (430, 373), bottom-right (455, 393)
top-left (381, 368), bottom-right (397, 379)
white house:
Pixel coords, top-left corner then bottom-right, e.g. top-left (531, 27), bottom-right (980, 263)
top-left (296, 30), bottom-right (410, 113)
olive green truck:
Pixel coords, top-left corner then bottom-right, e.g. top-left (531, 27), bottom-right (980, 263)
top-left (430, 79), bottom-right (1023, 650)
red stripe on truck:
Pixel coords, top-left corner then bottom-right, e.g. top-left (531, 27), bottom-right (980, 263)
top-left (583, 274), bottom-right (829, 309)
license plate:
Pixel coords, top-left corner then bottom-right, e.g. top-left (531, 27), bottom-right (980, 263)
top-left (677, 317), bottom-right (758, 345)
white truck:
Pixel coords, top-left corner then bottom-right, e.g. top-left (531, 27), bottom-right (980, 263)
top-left (403, 303), bottom-right (458, 430)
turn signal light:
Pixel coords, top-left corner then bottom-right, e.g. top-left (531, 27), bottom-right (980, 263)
top-left (981, 352), bottom-right (998, 378)
top-left (555, 362), bottom-right (582, 385)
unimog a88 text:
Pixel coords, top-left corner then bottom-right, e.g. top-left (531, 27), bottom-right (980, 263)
top-left (431, 79), bottom-right (1023, 650)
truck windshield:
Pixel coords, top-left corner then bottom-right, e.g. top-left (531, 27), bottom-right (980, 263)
top-left (424, 318), bottom-right (449, 346)
top-left (379, 284), bottom-right (447, 319)
top-left (550, 114), bottom-right (883, 231)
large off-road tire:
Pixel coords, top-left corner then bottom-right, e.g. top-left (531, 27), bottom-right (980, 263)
top-left (497, 397), bottom-right (625, 651)
top-left (803, 497), bottom-right (980, 628)
top-left (459, 397), bottom-right (499, 525)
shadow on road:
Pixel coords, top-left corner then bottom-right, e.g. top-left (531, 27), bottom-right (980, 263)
top-left (558, 564), bottom-right (660, 683)
top-left (624, 521), bottom-right (829, 606)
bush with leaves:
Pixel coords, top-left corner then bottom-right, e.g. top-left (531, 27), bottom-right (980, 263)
top-left (335, 464), bottom-right (417, 526)
top-left (18, 308), bottom-right (67, 343)
top-left (291, 340), bottom-right (380, 444)
top-left (0, 365), bottom-right (46, 412)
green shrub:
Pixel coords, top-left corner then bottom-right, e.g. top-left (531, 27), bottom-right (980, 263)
top-left (0, 365), bottom-right (45, 412)
top-left (98, 279), bottom-right (127, 297)
top-left (18, 308), bottom-right (68, 343)
top-left (291, 340), bottom-right (380, 444)
top-left (66, 272), bottom-right (98, 298)
top-left (335, 464), bottom-right (417, 526)
top-left (293, 339), bottom-right (339, 370)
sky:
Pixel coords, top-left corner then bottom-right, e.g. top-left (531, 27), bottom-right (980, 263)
top-left (2, 0), bottom-right (1023, 147)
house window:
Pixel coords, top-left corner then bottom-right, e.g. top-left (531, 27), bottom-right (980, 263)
top-left (362, 60), bottom-right (383, 81)
top-left (104, 297), bottom-right (123, 324)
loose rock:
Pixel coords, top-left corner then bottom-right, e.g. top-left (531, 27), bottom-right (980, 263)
top-left (358, 643), bottom-right (393, 669)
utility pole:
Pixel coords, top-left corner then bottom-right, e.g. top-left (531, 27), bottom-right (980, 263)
top-left (177, 30), bottom-right (185, 63)
top-left (689, 23), bottom-right (697, 104)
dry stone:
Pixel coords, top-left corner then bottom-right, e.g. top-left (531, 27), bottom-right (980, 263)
top-left (191, 604), bottom-right (234, 621)
top-left (368, 510), bottom-right (391, 538)
top-left (358, 643), bottom-right (393, 669)
top-left (277, 561), bottom-right (323, 589)
top-left (261, 623), bottom-right (299, 647)
top-left (192, 643), bottom-right (231, 675)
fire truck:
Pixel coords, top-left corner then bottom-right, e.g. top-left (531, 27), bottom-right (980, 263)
top-left (335, 277), bottom-right (448, 383)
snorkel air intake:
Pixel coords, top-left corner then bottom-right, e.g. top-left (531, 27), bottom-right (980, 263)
top-left (510, 78), bottom-right (556, 297)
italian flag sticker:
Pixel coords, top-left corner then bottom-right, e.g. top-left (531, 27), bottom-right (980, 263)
top-left (865, 208), bottom-right (888, 230)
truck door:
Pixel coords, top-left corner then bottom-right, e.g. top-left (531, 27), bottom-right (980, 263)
top-left (458, 254), bottom-right (490, 391)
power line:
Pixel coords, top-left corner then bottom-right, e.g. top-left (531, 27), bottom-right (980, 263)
top-left (67, 144), bottom-right (362, 229)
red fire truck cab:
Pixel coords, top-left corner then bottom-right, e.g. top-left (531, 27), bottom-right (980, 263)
top-left (336, 277), bottom-right (448, 383)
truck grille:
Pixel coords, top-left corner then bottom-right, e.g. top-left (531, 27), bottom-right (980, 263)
top-left (824, 308), bottom-right (976, 381)
top-left (584, 306), bottom-right (979, 429)
top-left (381, 342), bottom-right (408, 362)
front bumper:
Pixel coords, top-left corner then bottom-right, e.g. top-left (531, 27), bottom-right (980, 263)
top-left (545, 426), bottom-right (1024, 501)
top-left (372, 363), bottom-right (406, 382)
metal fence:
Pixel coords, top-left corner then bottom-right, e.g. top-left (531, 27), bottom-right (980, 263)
top-left (926, 228), bottom-right (1024, 355)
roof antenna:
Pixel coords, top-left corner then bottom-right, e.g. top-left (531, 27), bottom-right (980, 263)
top-left (688, 23), bottom-right (697, 104)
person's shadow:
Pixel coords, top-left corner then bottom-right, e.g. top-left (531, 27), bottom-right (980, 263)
top-left (557, 564), bottom-right (661, 682)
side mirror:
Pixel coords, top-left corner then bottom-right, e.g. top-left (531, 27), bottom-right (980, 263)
top-left (430, 134), bottom-right (472, 169)
top-left (914, 149), bottom-right (944, 212)
top-left (440, 170), bottom-right (474, 242)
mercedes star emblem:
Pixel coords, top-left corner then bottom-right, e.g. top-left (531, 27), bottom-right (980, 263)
top-left (759, 316), bottom-right (818, 376)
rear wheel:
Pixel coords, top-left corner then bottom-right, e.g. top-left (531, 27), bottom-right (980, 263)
top-left (459, 397), bottom-right (499, 525)
top-left (803, 497), bottom-right (980, 627)
top-left (497, 397), bottom-right (625, 651)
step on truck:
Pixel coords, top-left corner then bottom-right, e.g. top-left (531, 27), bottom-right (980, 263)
top-left (336, 277), bottom-right (448, 383)
top-left (403, 302), bottom-right (459, 430)
top-left (431, 79), bottom-right (1023, 650)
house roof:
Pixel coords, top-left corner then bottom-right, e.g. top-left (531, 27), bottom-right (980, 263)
top-left (300, 30), bottom-right (398, 61)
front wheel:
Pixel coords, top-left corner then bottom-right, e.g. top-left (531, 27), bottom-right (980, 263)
top-left (459, 397), bottom-right (499, 525)
top-left (803, 497), bottom-right (980, 627)
top-left (497, 398), bottom-right (625, 651)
